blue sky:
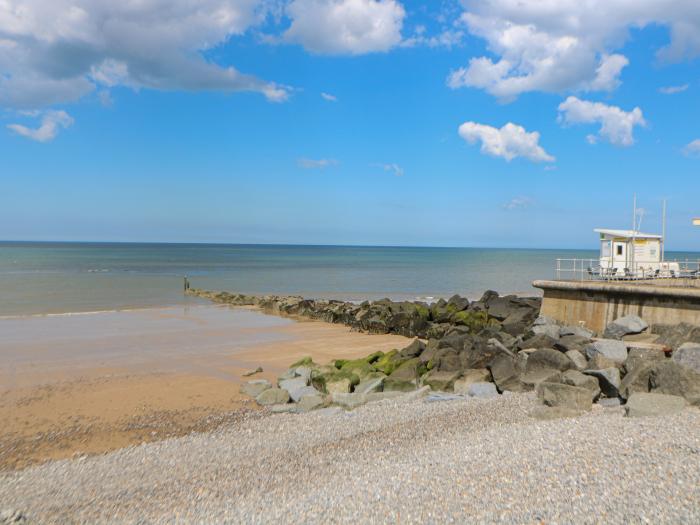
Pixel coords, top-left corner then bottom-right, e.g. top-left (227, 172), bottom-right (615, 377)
top-left (1, 0), bottom-right (699, 249)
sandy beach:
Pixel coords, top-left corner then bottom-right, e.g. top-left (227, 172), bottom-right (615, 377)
top-left (0, 305), bottom-right (410, 470)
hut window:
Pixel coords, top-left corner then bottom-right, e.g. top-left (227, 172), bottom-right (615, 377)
top-left (616, 245), bottom-right (623, 256)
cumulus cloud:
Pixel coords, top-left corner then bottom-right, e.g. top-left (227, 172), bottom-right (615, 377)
top-left (659, 84), bottom-right (689, 94)
top-left (557, 96), bottom-right (646, 147)
top-left (449, 0), bottom-right (700, 100)
top-left (502, 196), bottom-right (534, 210)
top-left (321, 92), bottom-right (338, 101)
top-left (0, 0), bottom-right (288, 111)
top-left (373, 163), bottom-right (404, 176)
top-left (7, 110), bottom-right (74, 142)
top-left (683, 139), bottom-right (700, 157)
top-left (298, 157), bottom-right (339, 168)
top-left (284, 0), bottom-right (405, 54)
top-left (458, 121), bottom-right (554, 163)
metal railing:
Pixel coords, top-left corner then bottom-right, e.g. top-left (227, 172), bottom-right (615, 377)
top-left (555, 258), bottom-right (700, 281)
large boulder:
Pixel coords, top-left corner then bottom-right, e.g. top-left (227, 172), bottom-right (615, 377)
top-left (624, 347), bottom-right (666, 374)
top-left (466, 382), bottom-right (498, 399)
top-left (241, 379), bottom-right (272, 397)
top-left (526, 348), bottom-right (572, 373)
top-left (536, 382), bottom-right (592, 411)
top-left (520, 369), bottom-right (562, 390)
top-left (398, 339), bottom-right (425, 358)
top-left (555, 335), bottom-right (592, 353)
top-left (422, 370), bottom-right (461, 391)
top-left (331, 393), bottom-right (368, 410)
top-left (565, 350), bottom-right (588, 371)
top-left (256, 388), bottom-right (290, 406)
top-left (453, 369), bottom-right (491, 394)
top-left (619, 362), bottom-right (654, 399)
top-left (279, 376), bottom-right (307, 393)
top-left (384, 358), bottom-right (425, 391)
top-left (288, 385), bottom-right (320, 403)
top-left (603, 315), bottom-right (648, 339)
top-left (583, 368), bottom-right (620, 398)
top-left (354, 377), bottom-right (385, 394)
top-left (625, 392), bottom-right (686, 417)
top-left (649, 361), bottom-right (700, 405)
top-left (653, 323), bottom-right (700, 349)
top-left (326, 378), bottom-right (352, 394)
top-left (489, 354), bottom-right (528, 393)
top-left (585, 339), bottom-right (628, 365)
top-left (520, 333), bottom-right (559, 351)
top-left (459, 337), bottom-right (514, 370)
top-left (560, 325), bottom-right (595, 339)
top-left (672, 343), bottom-right (700, 374)
top-left (297, 393), bottom-right (325, 412)
top-left (561, 370), bottom-right (601, 400)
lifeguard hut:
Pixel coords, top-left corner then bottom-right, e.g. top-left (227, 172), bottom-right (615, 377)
top-left (594, 228), bottom-right (668, 277)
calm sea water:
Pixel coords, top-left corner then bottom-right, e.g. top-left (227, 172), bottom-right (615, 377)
top-left (2, 242), bottom-right (698, 316)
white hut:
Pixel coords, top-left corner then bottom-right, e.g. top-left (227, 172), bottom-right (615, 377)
top-left (594, 228), bottom-right (676, 277)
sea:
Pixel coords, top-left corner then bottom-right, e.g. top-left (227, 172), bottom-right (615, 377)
top-left (2, 242), bottom-right (698, 317)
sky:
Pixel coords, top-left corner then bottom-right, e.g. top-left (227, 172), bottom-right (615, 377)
top-left (1, 0), bottom-right (699, 250)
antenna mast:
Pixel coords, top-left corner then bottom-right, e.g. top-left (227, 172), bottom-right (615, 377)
top-left (662, 199), bottom-right (667, 262)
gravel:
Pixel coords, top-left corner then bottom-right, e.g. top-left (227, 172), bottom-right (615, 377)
top-left (1, 393), bottom-right (699, 524)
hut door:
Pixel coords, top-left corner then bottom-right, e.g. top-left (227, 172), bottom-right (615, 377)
top-left (613, 242), bottom-right (625, 266)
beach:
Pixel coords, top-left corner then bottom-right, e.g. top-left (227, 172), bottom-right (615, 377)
top-left (0, 304), bottom-right (410, 470)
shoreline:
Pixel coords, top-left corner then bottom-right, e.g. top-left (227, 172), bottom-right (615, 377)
top-left (0, 304), bottom-right (411, 470)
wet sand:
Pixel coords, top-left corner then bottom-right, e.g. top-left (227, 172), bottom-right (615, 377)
top-left (0, 305), bottom-right (411, 470)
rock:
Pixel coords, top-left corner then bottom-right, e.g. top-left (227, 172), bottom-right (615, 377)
top-left (533, 315), bottom-right (557, 326)
top-left (279, 377), bottom-right (308, 393)
top-left (583, 368), bottom-right (621, 398)
top-left (287, 385), bottom-right (319, 403)
top-left (384, 358), bottom-right (425, 391)
top-left (326, 378), bottom-right (352, 395)
top-left (241, 379), bottom-right (272, 398)
top-left (398, 339), bottom-right (425, 358)
top-left (649, 361), bottom-right (700, 405)
top-left (256, 388), bottom-right (290, 406)
top-left (526, 348), bottom-right (572, 372)
top-left (297, 394), bottom-right (325, 412)
top-left (520, 333), bottom-right (559, 350)
top-left (277, 368), bottom-right (298, 381)
top-left (520, 369), bottom-right (562, 390)
top-left (458, 337), bottom-right (513, 370)
top-left (555, 335), bottom-right (591, 353)
top-left (619, 362), bottom-right (654, 400)
top-left (585, 339), bottom-right (628, 365)
top-left (365, 391), bottom-right (405, 403)
top-left (466, 382), bottom-right (499, 398)
top-left (331, 393), bottom-right (368, 409)
top-left (624, 347), bottom-right (666, 374)
top-left (653, 322), bottom-right (700, 349)
top-left (625, 392), bottom-right (686, 417)
top-left (559, 325), bottom-right (595, 339)
top-left (561, 370), bottom-right (601, 400)
top-left (532, 324), bottom-right (561, 339)
top-left (422, 370), bottom-right (461, 391)
top-left (672, 343), bottom-right (700, 374)
top-left (447, 294), bottom-right (470, 312)
top-left (489, 354), bottom-right (528, 393)
top-left (597, 398), bottom-right (622, 408)
top-left (536, 382), bottom-right (592, 411)
top-left (242, 366), bottom-right (263, 377)
top-left (401, 385), bottom-right (432, 401)
top-left (587, 353), bottom-right (617, 370)
top-left (603, 315), bottom-right (648, 339)
top-left (295, 366), bottom-right (313, 382)
top-left (453, 369), bottom-right (491, 394)
top-left (565, 350), bottom-right (588, 371)
top-left (354, 377), bottom-right (385, 394)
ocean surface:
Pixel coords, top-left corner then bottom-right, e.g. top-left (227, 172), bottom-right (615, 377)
top-left (2, 242), bottom-right (698, 316)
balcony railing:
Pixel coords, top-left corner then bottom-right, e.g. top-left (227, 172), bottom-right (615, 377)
top-left (554, 258), bottom-right (700, 281)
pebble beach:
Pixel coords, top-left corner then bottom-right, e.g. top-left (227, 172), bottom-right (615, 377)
top-left (2, 392), bottom-right (699, 524)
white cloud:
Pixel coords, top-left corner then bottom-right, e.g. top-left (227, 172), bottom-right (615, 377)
top-left (449, 0), bottom-right (700, 100)
top-left (284, 0), bottom-right (405, 54)
top-left (502, 196), bottom-right (533, 210)
top-left (7, 110), bottom-right (74, 142)
top-left (659, 83), bottom-right (689, 94)
top-left (683, 139), bottom-right (700, 157)
top-left (321, 92), bottom-right (338, 102)
top-left (557, 96), bottom-right (646, 147)
top-left (298, 157), bottom-right (339, 168)
top-left (374, 163), bottom-right (404, 176)
top-left (457, 121), bottom-right (554, 163)
top-left (0, 0), bottom-right (288, 110)
top-left (402, 28), bottom-right (464, 49)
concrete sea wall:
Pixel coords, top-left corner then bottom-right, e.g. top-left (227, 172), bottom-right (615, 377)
top-left (533, 280), bottom-right (700, 333)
